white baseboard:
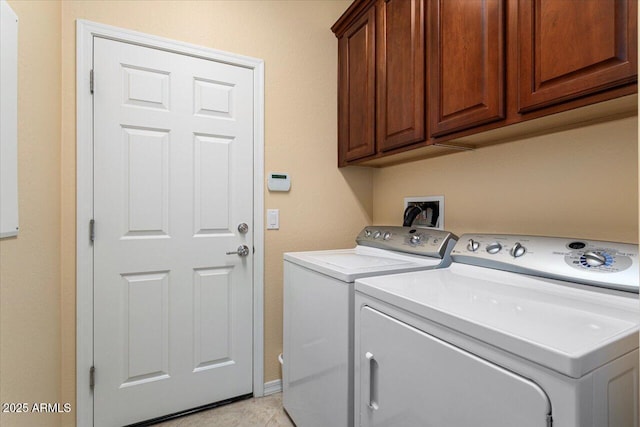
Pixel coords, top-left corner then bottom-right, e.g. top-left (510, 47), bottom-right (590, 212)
top-left (263, 379), bottom-right (282, 396)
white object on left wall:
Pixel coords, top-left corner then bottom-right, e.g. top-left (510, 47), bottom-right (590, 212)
top-left (0, 0), bottom-right (18, 238)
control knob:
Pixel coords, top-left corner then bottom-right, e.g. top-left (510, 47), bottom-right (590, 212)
top-left (486, 242), bottom-right (502, 254)
top-left (410, 234), bottom-right (422, 244)
top-left (383, 232), bottom-right (392, 241)
top-left (467, 239), bottom-right (480, 252)
top-left (583, 251), bottom-right (606, 267)
top-left (364, 229), bottom-right (372, 237)
top-left (510, 242), bottom-right (526, 258)
top-left (373, 231), bottom-right (381, 239)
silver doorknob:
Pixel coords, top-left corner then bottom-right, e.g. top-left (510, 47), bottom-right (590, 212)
top-left (226, 245), bottom-right (250, 257)
top-left (238, 223), bottom-right (249, 234)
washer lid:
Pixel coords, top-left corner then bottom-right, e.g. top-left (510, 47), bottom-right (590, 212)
top-left (355, 263), bottom-right (640, 378)
top-left (284, 246), bottom-right (445, 283)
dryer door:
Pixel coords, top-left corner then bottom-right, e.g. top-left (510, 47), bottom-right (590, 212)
top-left (358, 306), bottom-right (552, 427)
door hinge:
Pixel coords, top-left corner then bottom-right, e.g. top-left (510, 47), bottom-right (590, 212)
top-left (89, 219), bottom-right (95, 243)
top-left (90, 69), bottom-right (94, 94)
top-left (89, 366), bottom-right (95, 390)
top-left (547, 414), bottom-right (553, 427)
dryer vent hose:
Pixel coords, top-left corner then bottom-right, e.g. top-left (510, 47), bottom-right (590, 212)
top-left (403, 205), bottom-right (423, 227)
top-left (403, 203), bottom-right (440, 228)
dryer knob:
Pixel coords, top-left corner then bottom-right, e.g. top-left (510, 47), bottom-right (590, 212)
top-left (511, 242), bottom-right (526, 258)
top-left (486, 242), bottom-right (502, 254)
top-left (410, 234), bottom-right (422, 244)
top-left (583, 251), bottom-right (606, 267)
top-left (467, 239), bottom-right (480, 252)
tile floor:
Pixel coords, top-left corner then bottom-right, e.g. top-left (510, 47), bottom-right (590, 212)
top-left (154, 393), bottom-right (295, 427)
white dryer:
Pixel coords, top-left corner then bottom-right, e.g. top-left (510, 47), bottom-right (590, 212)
top-left (354, 234), bottom-right (639, 427)
top-left (282, 226), bottom-right (457, 427)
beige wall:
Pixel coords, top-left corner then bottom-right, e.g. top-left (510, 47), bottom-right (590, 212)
top-left (0, 1), bottom-right (62, 426)
top-left (373, 116), bottom-right (639, 243)
top-left (1, 1), bottom-right (638, 427)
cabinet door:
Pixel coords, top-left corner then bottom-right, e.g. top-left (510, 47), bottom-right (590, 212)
top-left (428, 0), bottom-right (505, 137)
top-left (517, 0), bottom-right (637, 112)
top-left (338, 6), bottom-right (376, 163)
top-left (376, 0), bottom-right (426, 152)
top-left (358, 306), bottom-right (551, 427)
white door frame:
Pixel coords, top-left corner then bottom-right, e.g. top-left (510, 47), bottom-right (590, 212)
top-left (76, 20), bottom-right (265, 427)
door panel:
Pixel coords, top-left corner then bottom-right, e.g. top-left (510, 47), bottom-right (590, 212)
top-left (194, 135), bottom-right (233, 234)
top-left (358, 306), bottom-right (551, 427)
top-left (93, 37), bottom-right (253, 426)
top-left (193, 267), bottom-right (233, 370)
top-left (122, 127), bottom-right (170, 236)
top-left (120, 272), bottom-right (170, 387)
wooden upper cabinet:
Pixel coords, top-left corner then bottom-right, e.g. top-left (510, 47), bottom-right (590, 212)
top-left (428, 0), bottom-right (505, 137)
top-left (337, 6), bottom-right (376, 163)
top-left (517, 0), bottom-right (638, 113)
top-left (332, 0), bottom-right (637, 166)
top-left (376, 0), bottom-right (426, 152)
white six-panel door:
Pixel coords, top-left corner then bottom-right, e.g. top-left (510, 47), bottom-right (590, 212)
top-left (93, 36), bottom-right (254, 426)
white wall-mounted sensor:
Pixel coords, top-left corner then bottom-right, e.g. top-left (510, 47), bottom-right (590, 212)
top-left (267, 172), bottom-right (290, 192)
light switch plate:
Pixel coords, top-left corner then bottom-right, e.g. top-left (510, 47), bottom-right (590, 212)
top-left (267, 209), bottom-right (279, 230)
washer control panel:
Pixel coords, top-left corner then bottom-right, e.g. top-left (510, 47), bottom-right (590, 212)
top-left (356, 226), bottom-right (457, 258)
top-left (563, 241), bottom-right (633, 273)
top-left (451, 234), bottom-right (638, 293)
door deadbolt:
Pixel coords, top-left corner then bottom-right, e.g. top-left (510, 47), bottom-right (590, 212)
top-left (238, 223), bottom-right (249, 234)
top-left (226, 245), bottom-right (250, 257)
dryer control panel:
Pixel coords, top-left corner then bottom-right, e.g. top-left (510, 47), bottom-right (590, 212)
top-left (451, 234), bottom-right (639, 293)
top-left (356, 226), bottom-right (457, 259)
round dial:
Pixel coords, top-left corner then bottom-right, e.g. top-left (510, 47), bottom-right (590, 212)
top-left (486, 242), bottom-right (502, 254)
top-left (510, 242), bottom-right (526, 258)
top-left (373, 231), bottom-right (381, 239)
top-left (582, 251), bottom-right (608, 267)
top-left (565, 248), bottom-right (631, 273)
top-left (383, 232), bottom-right (392, 241)
top-left (467, 239), bottom-right (479, 252)
top-left (364, 229), bottom-right (372, 237)
top-left (410, 235), bottom-right (422, 244)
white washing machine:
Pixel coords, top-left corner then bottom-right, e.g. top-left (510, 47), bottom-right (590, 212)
top-left (282, 226), bottom-right (457, 427)
top-left (354, 234), bottom-right (639, 427)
